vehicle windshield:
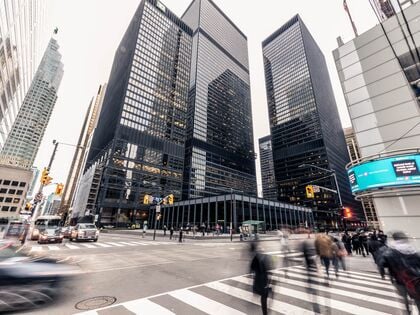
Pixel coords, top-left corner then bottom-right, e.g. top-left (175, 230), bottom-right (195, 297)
top-left (35, 218), bottom-right (61, 229)
top-left (79, 224), bottom-right (96, 229)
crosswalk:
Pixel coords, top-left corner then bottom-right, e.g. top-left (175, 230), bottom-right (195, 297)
top-left (28, 240), bottom-right (174, 252)
top-left (76, 265), bottom-right (416, 315)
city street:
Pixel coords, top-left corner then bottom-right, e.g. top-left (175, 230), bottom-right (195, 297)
top-left (16, 233), bottom-right (413, 315)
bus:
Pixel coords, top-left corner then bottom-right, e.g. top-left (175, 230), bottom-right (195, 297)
top-left (30, 215), bottom-right (62, 240)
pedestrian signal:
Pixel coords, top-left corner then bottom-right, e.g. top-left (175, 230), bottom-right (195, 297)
top-left (168, 194), bottom-right (174, 204)
top-left (55, 183), bottom-right (64, 195)
top-left (305, 185), bottom-right (314, 198)
top-left (143, 194), bottom-right (150, 204)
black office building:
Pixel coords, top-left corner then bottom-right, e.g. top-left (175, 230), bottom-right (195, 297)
top-left (262, 15), bottom-right (359, 228)
top-left (259, 135), bottom-right (278, 201)
top-left (181, 0), bottom-right (257, 199)
top-left (85, 0), bottom-right (193, 225)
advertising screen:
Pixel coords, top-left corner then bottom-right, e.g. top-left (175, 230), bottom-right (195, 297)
top-left (348, 154), bottom-right (420, 193)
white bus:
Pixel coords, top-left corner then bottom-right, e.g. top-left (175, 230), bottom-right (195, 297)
top-left (30, 215), bottom-right (62, 240)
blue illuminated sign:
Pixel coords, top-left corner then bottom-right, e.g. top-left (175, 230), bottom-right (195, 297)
top-left (348, 154), bottom-right (420, 193)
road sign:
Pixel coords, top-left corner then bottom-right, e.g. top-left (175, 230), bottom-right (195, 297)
top-left (156, 205), bottom-right (161, 213)
top-left (312, 185), bottom-right (320, 193)
top-left (34, 192), bottom-right (43, 202)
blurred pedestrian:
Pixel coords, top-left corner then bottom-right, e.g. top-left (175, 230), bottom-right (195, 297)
top-left (315, 233), bottom-right (334, 278)
top-left (377, 231), bottom-right (420, 313)
top-left (250, 242), bottom-right (271, 315)
top-left (178, 227), bottom-right (183, 243)
top-left (342, 231), bottom-right (352, 255)
top-left (163, 225), bottom-right (167, 237)
top-left (368, 233), bottom-right (387, 278)
top-left (334, 236), bottom-right (348, 273)
top-left (352, 233), bottom-right (361, 256)
top-left (361, 232), bottom-right (369, 256)
top-left (378, 230), bottom-right (388, 245)
top-left (169, 226), bottom-right (174, 240)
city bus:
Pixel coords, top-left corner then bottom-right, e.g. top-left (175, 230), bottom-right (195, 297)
top-left (30, 215), bottom-right (62, 240)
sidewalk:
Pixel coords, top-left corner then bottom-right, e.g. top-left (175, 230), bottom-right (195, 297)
top-left (100, 228), bottom-right (311, 242)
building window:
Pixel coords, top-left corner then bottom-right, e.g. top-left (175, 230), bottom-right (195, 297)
top-left (0, 188), bottom-right (7, 194)
top-left (1, 206), bottom-right (9, 211)
top-left (3, 180), bottom-right (10, 185)
top-left (13, 198), bottom-right (19, 204)
top-left (10, 207), bottom-right (17, 212)
top-left (8, 189), bottom-right (16, 194)
top-left (0, 197), bottom-right (3, 202)
top-left (19, 182), bottom-right (26, 187)
top-left (16, 190), bottom-right (23, 195)
top-left (5, 198), bottom-right (12, 203)
top-left (11, 181), bottom-right (18, 186)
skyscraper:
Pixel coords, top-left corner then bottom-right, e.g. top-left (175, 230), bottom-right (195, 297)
top-left (0, 38), bottom-right (63, 169)
top-left (61, 84), bottom-right (107, 219)
top-left (263, 15), bottom-right (358, 228)
top-left (0, 1), bottom-right (50, 148)
top-left (182, 0), bottom-right (256, 199)
top-left (259, 135), bottom-right (277, 201)
top-left (85, 0), bottom-right (193, 226)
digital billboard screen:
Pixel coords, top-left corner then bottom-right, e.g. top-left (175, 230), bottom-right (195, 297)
top-left (348, 154), bottom-right (420, 193)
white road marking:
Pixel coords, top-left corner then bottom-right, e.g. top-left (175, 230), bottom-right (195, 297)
top-left (124, 299), bottom-right (175, 315)
top-left (65, 244), bottom-right (80, 250)
top-left (48, 245), bottom-right (60, 251)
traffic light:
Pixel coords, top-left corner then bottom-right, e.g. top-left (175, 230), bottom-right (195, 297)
top-left (55, 183), bottom-right (64, 195)
top-left (305, 185), bottom-right (314, 198)
top-left (24, 202), bottom-right (31, 210)
top-left (40, 167), bottom-right (53, 185)
top-left (143, 194), bottom-right (150, 204)
top-left (343, 207), bottom-right (352, 218)
top-left (168, 194), bottom-right (174, 205)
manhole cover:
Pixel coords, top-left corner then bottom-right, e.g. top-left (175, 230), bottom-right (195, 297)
top-left (75, 296), bottom-right (117, 310)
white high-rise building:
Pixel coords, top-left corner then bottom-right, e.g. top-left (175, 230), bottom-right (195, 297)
top-left (0, 38), bottom-right (63, 169)
top-left (0, 1), bottom-right (50, 148)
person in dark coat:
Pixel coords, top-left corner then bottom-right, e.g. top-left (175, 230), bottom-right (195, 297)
top-left (250, 242), bottom-right (271, 315)
top-left (342, 231), bottom-right (352, 255)
top-left (178, 227), bottom-right (183, 243)
top-left (360, 232), bottom-right (369, 257)
top-left (352, 233), bottom-right (361, 255)
top-left (368, 234), bottom-right (385, 263)
top-left (169, 226), bottom-right (174, 240)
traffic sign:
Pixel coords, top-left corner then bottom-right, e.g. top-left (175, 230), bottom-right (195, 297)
top-left (34, 192), bottom-right (43, 202)
top-left (156, 205), bottom-right (161, 213)
top-left (312, 185), bottom-right (320, 193)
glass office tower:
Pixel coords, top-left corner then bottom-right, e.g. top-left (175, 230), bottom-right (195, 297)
top-left (0, 1), bottom-right (49, 149)
top-left (85, 0), bottom-right (193, 226)
top-left (263, 15), bottom-right (359, 228)
top-left (182, 0), bottom-right (256, 199)
top-left (0, 38), bottom-right (63, 169)
top-left (259, 135), bottom-right (278, 201)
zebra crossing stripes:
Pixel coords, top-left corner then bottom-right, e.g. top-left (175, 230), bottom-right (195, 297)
top-left (75, 265), bottom-right (410, 315)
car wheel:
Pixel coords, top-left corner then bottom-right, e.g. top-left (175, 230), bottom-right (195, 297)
top-left (94, 238), bottom-right (98, 242)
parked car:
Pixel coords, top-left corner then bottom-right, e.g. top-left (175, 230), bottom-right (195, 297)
top-left (37, 227), bottom-right (64, 244)
top-left (70, 224), bottom-right (99, 242)
top-left (61, 226), bottom-right (74, 239)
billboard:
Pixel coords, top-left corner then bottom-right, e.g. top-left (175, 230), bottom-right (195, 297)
top-left (348, 154), bottom-right (420, 193)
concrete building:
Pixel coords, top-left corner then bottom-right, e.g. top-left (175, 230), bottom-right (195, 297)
top-left (334, 1), bottom-right (420, 242)
top-left (61, 84), bottom-right (107, 220)
top-left (0, 38), bottom-right (63, 169)
top-left (258, 135), bottom-right (277, 201)
top-left (0, 165), bottom-right (33, 220)
top-left (262, 15), bottom-right (360, 229)
top-left (0, 1), bottom-right (50, 148)
top-left (181, 0), bottom-right (257, 199)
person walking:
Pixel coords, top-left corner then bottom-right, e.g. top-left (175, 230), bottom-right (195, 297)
top-left (250, 242), bottom-right (271, 315)
top-left (342, 231), bottom-right (352, 255)
top-left (163, 225), bottom-right (167, 237)
top-left (360, 232), bottom-right (369, 257)
top-left (169, 226), bottom-right (174, 240)
top-left (377, 232), bottom-right (420, 313)
top-left (352, 233), bottom-right (361, 255)
top-left (178, 227), bottom-right (183, 243)
top-left (368, 233), bottom-right (387, 278)
top-left (315, 233), bottom-right (334, 278)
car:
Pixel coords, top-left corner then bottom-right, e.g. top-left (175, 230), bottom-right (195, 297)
top-left (61, 226), bottom-right (74, 239)
top-left (37, 227), bottom-right (64, 244)
top-left (70, 223), bottom-right (99, 242)
top-left (0, 240), bottom-right (79, 313)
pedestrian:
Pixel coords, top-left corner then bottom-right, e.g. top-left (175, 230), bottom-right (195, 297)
top-left (378, 230), bottom-right (388, 245)
top-left (179, 227), bottom-right (183, 243)
top-left (250, 242), bottom-right (271, 315)
top-left (341, 231), bottom-right (352, 255)
top-left (333, 236), bottom-right (348, 273)
top-left (368, 233), bottom-right (387, 278)
top-left (142, 223), bottom-right (147, 238)
top-left (163, 225), bottom-right (167, 237)
top-left (377, 231), bottom-right (420, 313)
top-left (360, 232), bottom-right (369, 256)
top-left (169, 226), bottom-right (174, 240)
top-left (352, 233), bottom-right (361, 255)
top-left (315, 233), bottom-right (334, 278)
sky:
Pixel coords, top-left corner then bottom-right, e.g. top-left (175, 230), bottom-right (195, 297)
top-left (34, 0), bottom-right (379, 196)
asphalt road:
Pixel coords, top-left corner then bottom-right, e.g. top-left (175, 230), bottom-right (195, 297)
top-left (15, 233), bottom-right (406, 315)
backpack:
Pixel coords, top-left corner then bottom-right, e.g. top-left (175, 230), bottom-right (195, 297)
top-left (394, 252), bottom-right (420, 299)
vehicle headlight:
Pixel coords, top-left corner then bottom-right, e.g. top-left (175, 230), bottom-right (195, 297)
top-left (33, 229), bottom-right (39, 235)
top-left (95, 230), bottom-right (99, 236)
top-left (78, 231), bottom-right (84, 235)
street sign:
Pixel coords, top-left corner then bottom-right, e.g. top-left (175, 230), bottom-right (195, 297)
top-left (34, 192), bottom-right (43, 202)
top-left (312, 185), bottom-right (320, 193)
top-left (156, 205), bottom-right (161, 213)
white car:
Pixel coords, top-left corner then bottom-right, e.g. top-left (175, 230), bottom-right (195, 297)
top-left (70, 224), bottom-right (99, 242)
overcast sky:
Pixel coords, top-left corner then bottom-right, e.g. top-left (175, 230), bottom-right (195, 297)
top-left (34, 0), bottom-right (378, 196)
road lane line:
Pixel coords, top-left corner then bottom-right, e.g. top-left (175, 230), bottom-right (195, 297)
top-left (48, 245), bottom-right (60, 251)
top-left (169, 289), bottom-right (246, 315)
top-left (294, 265), bottom-right (385, 280)
top-left (94, 242), bottom-right (112, 247)
top-left (129, 241), bottom-right (150, 245)
top-left (65, 244), bottom-right (79, 250)
top-left (29, 246), bottom-right (43, 252)
top-left (123, 299), bottom-right (175, 315)
top-left (105, 242), bottom-right (124, 247)
top-left (79, 243), bottom-right (97, 248)
top-left (119, 242), bottom-right (137, 246)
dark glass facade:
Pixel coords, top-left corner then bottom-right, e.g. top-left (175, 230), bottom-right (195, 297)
top-left (85, 0), bottom-right (193, 226)
top-left (263, 15), bottom-right (360, 229)
top-left (181, 0), bottom-right (257, 199)
top-left (259, 135), bottom-right (278, 201)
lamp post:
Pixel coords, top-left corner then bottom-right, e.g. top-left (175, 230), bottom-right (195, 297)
top-left (298, 163), bottom-right (343, 229)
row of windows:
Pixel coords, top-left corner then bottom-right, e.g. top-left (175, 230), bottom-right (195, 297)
top-left (1, 206), bottom-right (17, 212)
top-left (0, 180), bottom-right (26, 187)
top-left (0, 196), bottom-right (20, 203)
top-left (0, 188), bottom-right (23, 195)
